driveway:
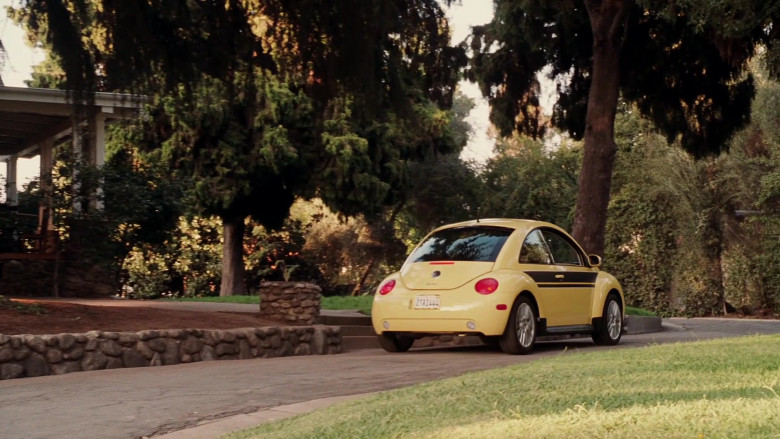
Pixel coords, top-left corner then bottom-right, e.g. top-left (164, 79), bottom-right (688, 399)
top-left (1, 315), bottom-right (779, 439)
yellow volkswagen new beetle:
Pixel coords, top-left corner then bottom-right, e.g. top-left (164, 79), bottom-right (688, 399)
top-left (371, 219), bottom-right (624, 354)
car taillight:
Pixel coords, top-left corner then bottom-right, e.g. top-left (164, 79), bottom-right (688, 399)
top-left (379, 279), bottom-right (396, 295)
top-left (475, 278), bottom-right (498, 295)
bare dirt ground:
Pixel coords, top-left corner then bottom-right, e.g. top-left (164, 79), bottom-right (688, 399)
top-left (0, 299), bottom-right (285, 335)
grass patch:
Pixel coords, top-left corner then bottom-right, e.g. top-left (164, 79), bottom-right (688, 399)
top-left (625, 306), bottom-right (656, 317)
top-left (321, 295), bottom-right (373, 314)
top-left (161, 294), bottom-right (374, 314)
top-left (161, 295), bottom-right (260, 304)
top-left (225, 335), bottom-right (780, 439)
top-left (0, 295), bottom-right (47, 314)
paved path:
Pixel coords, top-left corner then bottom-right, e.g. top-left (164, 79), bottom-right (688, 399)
top-left (1, 301), bottom-right (779, 439)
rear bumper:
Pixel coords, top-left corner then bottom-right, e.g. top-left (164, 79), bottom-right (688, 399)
top-left (372, 315), bottom-right (509, 336)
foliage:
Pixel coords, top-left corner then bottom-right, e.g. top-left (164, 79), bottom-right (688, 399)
top-left (469, 0), bottom-right (774, 156)
top-left (467, 0), bottom-right (778, 256)
top-left (125, 217), bottom-right (222, 299)
top-left (246, 214), bottom-right (325, 291)
top-left (123, 246), bottom-right (173, 299)
top-left (606, 72), bottom-right (780, 316)
top-left (20, 130), bottom-right (186, 292)
top-left (227, 335), bottom-right (780, 439)
top-left (480, 135), bottom-right (581, 230)
top-left (605, 108), bottom-right (726, 316)
top-left (717, 74), bottom-right (780, 314)
top-left (14, 0), bottom-right (468, 296)
top-left (605, 183), bottom-right (677, 312)
top-left (300, 200), bottom-right (405, 295)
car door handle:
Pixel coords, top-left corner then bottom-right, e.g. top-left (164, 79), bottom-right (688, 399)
top-left (555, 274), bottom-right (564, 279)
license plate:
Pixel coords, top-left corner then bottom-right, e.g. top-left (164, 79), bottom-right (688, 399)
top-left (414, 295), bottom-right (440, 310)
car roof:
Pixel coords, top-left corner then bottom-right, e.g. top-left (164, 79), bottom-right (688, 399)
top-left (432, 218), bottom-right (563, 235)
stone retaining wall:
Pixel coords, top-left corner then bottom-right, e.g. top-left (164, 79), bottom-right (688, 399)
top-left (259, 282), bottom-right (321, 325)
top-left (0, 325), bottom-right (342, 381)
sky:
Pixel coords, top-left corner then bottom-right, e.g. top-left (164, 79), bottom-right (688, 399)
top-left (0, 0), bottom-right (497, 190)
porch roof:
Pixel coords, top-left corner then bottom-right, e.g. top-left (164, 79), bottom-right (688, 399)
top-left (0, 86), bottom-right (143, 160)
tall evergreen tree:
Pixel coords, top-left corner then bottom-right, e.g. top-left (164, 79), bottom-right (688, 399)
top-left (16, 0), bottom-right (466, 294)
top-left (469, 0), bottom-right (779, 255)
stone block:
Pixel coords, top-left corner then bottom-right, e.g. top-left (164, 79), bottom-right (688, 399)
top-left (138, 330), bottom-right (160, 341)
top-left (122, 349), bottom-right (147, 368)
top-left (13, 346), bottom-right (30, 361)
top-left (105, 357), bottom-right (123, 369)
top-left (81, 351), bottom-right (108, 371)
top-left (201, 345), bottom-right (216, 361)
top-left (84, 338), bottom-right (99, 351)
top-left (294, 344), bottom-right (311, 356)
top-left (135, 341), bottom-right (156, 360)
top-left (1, 363), bottom-right (24, 380)
top-left (23, 354), bottom-right (50, 377)
top-left (146, 338), bottom-right (168, 353)
top-left (45, 349), bottom-right (63, 363)
top-left (63, 345), bottom-right (85, 361)
top-left (238, 340), bottom-right (252, 360)
top-left (160, 340), bottom-right (181, 365)
top-left (0, 347), bottom-right (13, 362)
top-left (181, 336), bottom-right (204, 355)
top-left (99, 340), bottom-right (122, 357)
top-left (118, 333), bottom-right (138, 346)
top-left (217, 330), bottom-right (237, 343)
top-left (51, 361), bottom-right (81, 375)
top-left (42, 335), bottom-right (58, 347)
top-left (23, 336), bottom-right (47, 354)
top-left (215, 343), bottom-right (238, 356)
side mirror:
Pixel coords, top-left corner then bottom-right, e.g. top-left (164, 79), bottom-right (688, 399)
top-left (588, 254), bottom-right (602, 268)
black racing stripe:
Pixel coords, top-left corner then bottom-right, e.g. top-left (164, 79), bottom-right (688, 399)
top-left (537, 283), bottom-right (596, 289)
top-left (525, 271), bottom-right (598, 283)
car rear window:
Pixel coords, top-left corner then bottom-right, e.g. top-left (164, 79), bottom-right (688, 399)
top-left (409, 226), bottom-right (513, 263)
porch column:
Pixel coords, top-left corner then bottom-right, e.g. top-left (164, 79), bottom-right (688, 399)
top-left (88, 112), bottom-right (107, 210)
top-left (39, 138), bottom-right (55, 230)
top-left (5, 155), bottom-right (18, 206)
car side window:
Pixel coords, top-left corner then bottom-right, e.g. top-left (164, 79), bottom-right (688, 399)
top-left (519, 230), bottom-right (552, 264)
top-left (542, 230), bottom-right (582, 265)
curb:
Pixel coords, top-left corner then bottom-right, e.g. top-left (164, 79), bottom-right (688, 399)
top-left (153, 393), bottom-right (374, 439)
top-left (624, 315), bottom-right (663, 335)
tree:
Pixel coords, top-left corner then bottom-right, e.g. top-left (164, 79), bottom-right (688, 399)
top-left (480, 134), bottom-right (581, 230)
top-left (469, 0), bottom-right (779, 255)
top-left (16, 1), bottom-right (466, 295)
top-left (0, 38), bottom-right (6, 85)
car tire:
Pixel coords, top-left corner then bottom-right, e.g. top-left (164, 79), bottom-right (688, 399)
top-left (499, 296), bottom-right (537, 355)
top-left (377, 332), bottom-right (414, 352)
top-left (592, 294), bottom-right (622, 346)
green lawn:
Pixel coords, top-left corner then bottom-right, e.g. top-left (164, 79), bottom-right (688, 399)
top-left (161, 294), bottom-right (374, 313)
top-left (225, 335), bottom-right (780, 439)
top-left (163, 295), bottom-right (650, 318)
top-left (625, 306), bottom-right (656, 316)
top-left (163, 295), bottom-right (652, 318)
top-left (161, 295), bottom-right (260, 304)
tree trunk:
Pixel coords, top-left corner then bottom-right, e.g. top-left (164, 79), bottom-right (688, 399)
top-left (572, 0), bottom-right (632, 256)
top-left (352, 259), bottom-right (376, 296)
top-left (220, 215), bottom-right (247, 296)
